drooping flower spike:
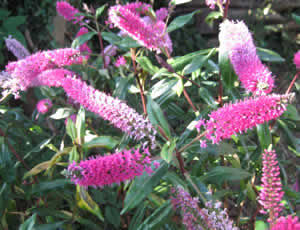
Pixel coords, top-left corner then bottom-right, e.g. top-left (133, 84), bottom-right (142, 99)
top-left (5, 36), bottom-right (30, 60)
top-left (258, 149), bottom-right (284, 224)
top-left (31, 69), bottom-right (157, 149)
top-left (219, 20), bottom-right (274, 95)
top-left (196, 93), bottom-right (294, 145)
top-left (67, 148), bottom-right (152, 187)
top-left (4, 48), bottom-right (84, 97)
top-left (56, 1), bottom-right (83, 24)
top-left (108, 3), bottom-right (172, 54)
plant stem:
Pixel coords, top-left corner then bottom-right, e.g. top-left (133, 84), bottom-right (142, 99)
top-left (223, 0), bottom-right (230, 20)
top-left (94, 16), bottom-right (106, 68)
top-left (183, 88), bottom-right (198, 112)
top-left (185, 172), bottom-right (207, 203)
top-left (286, 73), bottom-right (299, 94)
top-left (175, 149), bottom-right (186, 176)
top-left (178, 131), bottom-right (207, 154)
top-left (131, 48), bottom-right (147, 115)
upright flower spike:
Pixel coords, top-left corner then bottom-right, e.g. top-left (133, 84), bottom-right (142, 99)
top-left (108, 3), bottom-right (172, 54)
top-left (5, 36), bottom-right (30, 60)
top-left (3, 48), bottom-right (84, 96)
top-left (67, 148), bottom-right (152, 187)
top-left (56, 1), bottom-right (83, 24)
top-left (170, 187), bottom-right (238, 230)
top-left (196, 94), bottom-right (294, 145)
top-left (294, 50), bottom-right (300, 69)
top-left (271, 215), bottom-right (300, 230)
top-left (219, 20), bottom-right (274, 95)
top-left (258, 149), bottom-right (284, 224)
top-left (36, 99), bottom-right (53, 114)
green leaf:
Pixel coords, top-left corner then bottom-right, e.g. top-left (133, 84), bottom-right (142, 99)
top-left (167, 10), bottom-right (200, 32)
top-left (50, 108), bottom-right (74, 120)
top-left (35, 221), bottom-right (66, 230)
top-left (255, 220), bottom-right (268, 230)
top-left (256, 123), bottom-right (272, 150)
top-left (117, 36), bottom-right (141, 49)
top-left (76, 106), bottom-right (85, 145)
top-left (282, 104), bottom-right (300, 121)
top-left (160, 139), bottom-right (176, 163)
top-left (128, 203), bottom-right (146, 230)
top-left (83, 136), bottom-right (118, 150)
top-left (198, 87), bottom-right (218, 108)
top-left (0, 9), bottom-right (10, 21)
top-left (292, 13), bottom-right (300, 26)
top-left (172, 78), bottom-right (184, 97)
top-left (71, 31), bottom-right (96, 49)
top-left (3, 16), bottom-right (26, 30)
top-left (23, 161), bottom-right (51, 179)
top-left (136, 56), bottom-right (160, 75)
top-left (146, 96), bottom-right (172, 139)
top-left (105, 206), bottom-right (120, 229)
top-left (19, 214), bottom-right (36, 230)
top-left (137, 201), bottom-right (172, 230)
top-left (101, 32), bottom-right (122, 44)
top-left (205, 11), bottom-right (222, 27)
top-left (277, 119), bottom-right (298, 148)
top-left (201, 166), bottom-right (251, 185)
top-left (170, 0), bottom-right (192, 5)
top-left (183, 48), bottom-right (216, 75)
top-left (257, 47), bottom-right (285, 62)
top-left (96, 5), bottom-right (106, 19)
top-left (31, 179), bottom-right (71, 194)
top-left (66, 117), bottom-right (76, 142)
top-left (76, 186), bottom-right (104, 222)
top-left (121, 161), bottom-right (168, 214)
top-left (246, 182), bottom-right (256, 202)
top-left (219, 46), bottom-right (237, 89)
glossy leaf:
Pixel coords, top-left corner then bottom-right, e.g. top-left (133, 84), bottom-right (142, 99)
top-left (136, 56), bottom-right (160, 75)
top-left (167, 10), bottom-right (200, 32)
top-left (256, 123), bottom-right (272, 150)
top-left (160, 139), bottom-right (176, 163)
top-left (219, 46), bottom-right (237, 89)
top-left (19, 214), bottom-right (36, 230)
top-left (35, 221), bottom-right (66, 230)
top-left (83, 136), bottom-right (118, 150)
top-left (96, 5), bottom-right (106, 19)
top-left (257, 47), bottom-right (285, 62)
top-left (71, 32), bottom-right (97, 49)
top-left (50, 108), bottom-right (74, 120)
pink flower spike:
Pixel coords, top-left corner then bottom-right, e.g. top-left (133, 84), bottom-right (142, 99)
top-left (294, 50), bottom-right (300, 69)
top-left (115, 56), bottom-right (126, 67)
top-left (56, 1), bottom-right (83, 24)
top-left (196, 93), bottom-right (294, 145)
top-left (258, 149), bottom-right (284, 224)
top-left (155, 8), bottom-right (168, 21)
top-left (271, 215), bottom-right (300, 230)
top-left (219, 20), bottom-right (274, 95)
top-left (67, 148), bottom-right (152, 187)
top-left (36, 99), bottom-right (52, 114)
top-left (206, 0), bottom-right (226, 9)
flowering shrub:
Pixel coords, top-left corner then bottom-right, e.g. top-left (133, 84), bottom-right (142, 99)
top-left (0, 1), bottom-right (299, 229)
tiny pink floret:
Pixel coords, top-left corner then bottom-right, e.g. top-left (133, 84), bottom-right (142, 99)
top-left (115, 56), bottom-right (126, 67)
top-left (36, 99), bottom-right (52, 114)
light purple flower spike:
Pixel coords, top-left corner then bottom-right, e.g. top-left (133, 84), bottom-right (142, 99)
top-left (5, 36), bottom-right (30, 60)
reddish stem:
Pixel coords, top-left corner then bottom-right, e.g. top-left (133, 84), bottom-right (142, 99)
top-left (183, 88), bottom-right (198, 112)
top-left (223, 0), bottom-right (230, 20)
top-left (286, 73), bottom-right (299, 94)
top-left (176, 149), bottom-right (186, 177)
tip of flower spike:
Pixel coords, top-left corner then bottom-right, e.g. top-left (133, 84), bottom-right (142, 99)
top-left (294, 50), bottom-right (300, 69)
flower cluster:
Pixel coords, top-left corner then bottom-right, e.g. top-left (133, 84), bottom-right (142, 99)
top-left (271, 215), bottom-right (300, 230)
top-left (206, 0), bottom-right (226, 9)
top-left (56, 1), bottom-right (83, 24)
top-left (258, 149), bottom-right (284, 223)
top-left (75, 27), bottom-right (92, 58)
top-left (196, 94), bottom-right (293, 145)
top-left (294, 50), bottom-right (300, 69)
top-left (170, 187), bottom-right (238, 230)
top-left (115, 56), bottom-right (126, 67)
top-left (219, 20), bottom-right (274, 95)
top-left (36, 99), bottom-right (53, 114)
top-left (5, 36), bottom-right (30, 60)
top-left (67, 148), bottom-right (152, 187)
top-left (4, 48), bottom-right (84, 97)
top-left (108, 3), bottom-right (172, 54)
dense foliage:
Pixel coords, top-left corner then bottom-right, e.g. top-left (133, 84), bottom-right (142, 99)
top-left (0, 0), bottom-right (299, 230)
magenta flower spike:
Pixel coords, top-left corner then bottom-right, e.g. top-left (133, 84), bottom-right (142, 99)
top-left (36, 99), bottom-right (53, 114)
top-left (5, 36), bottom-right (30, 60)
top-left (271, 215), bottom-right (300, 230)
top-left (75, 27), bottom-right (92, 58)
top-left (294, 50), bottom-right (300, 69)
top-left (4, 48), bottom-right (84, 96)
top-left (56, 1), bottom-right (83, 24)
top-left (219, 20), bottom-right (274, 95)
top-left (196, 94), bottom-right (294, 145)
top-left (258, 149), bottom-right (284, 224)
top-left (108, 3), bottom-right (172, 54)
top-left (67, 148), bottom-right (152, 187)
top-left (206, 0), bottom-right (226, 9)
